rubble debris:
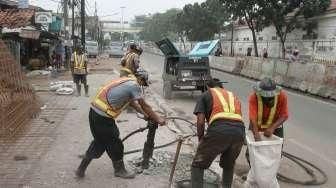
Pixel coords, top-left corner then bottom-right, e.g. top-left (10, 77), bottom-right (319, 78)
top-left (40, 105), bottom-right (47, 110)
top-left (26, 70), bottom-right (51, 77)
top-left (128, 151), bottom-right (218, 184)
top-left (55, 87), bottom-right (74, 95)
top-left (49, 81), bottom-right (74, 91)
top-left (49, 81), bottom-right (74, 95)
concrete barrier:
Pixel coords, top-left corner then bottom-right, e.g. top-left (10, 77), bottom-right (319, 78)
top-left (322, 65), bottom-right (336, 99)
top-left (210, 56), bottom-right (236, 72)
top-left (145, 46), bottom-right (335, 100)
top-left (273, 60), bottom-right (289, 85)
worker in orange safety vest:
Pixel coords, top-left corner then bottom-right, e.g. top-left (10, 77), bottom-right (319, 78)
top-left (245, 77), bottom-right (289, 165)
top-left (75, 72), bottom-right (166, 179)
top-left (192, 78), bottom-right (245, 188)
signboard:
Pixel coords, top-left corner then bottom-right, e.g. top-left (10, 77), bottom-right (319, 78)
top-left (18, 0), bottom-right (29, 9)
top-left (19, 30), bottom-right (40, 39)
top-left (35, 12), bottom-right (53, 24)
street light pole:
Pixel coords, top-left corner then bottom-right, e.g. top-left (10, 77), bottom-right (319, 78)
top-left (81, 0), bottom-right (85, 49)
top-left (120, 6), bottom-right (125, 42)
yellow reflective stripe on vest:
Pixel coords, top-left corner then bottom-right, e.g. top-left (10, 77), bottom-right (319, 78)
top-left (213, 88), bottom-right (230, 112)
top-left (120, 67), bottom-right (133, 74)
top-left (91, 77), bottom-right (136, 118)
top-left (93, 97), bottom-right (129, 118)
top-left (257, 94), bottom-right (278, 128)
top-left (74, 52), bottom-right (85, 69)
top-left (209, 88), bottom-right (242, 124)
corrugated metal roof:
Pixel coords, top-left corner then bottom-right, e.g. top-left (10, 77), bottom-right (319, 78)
top-left (0, 9), bottom-right (35, 28)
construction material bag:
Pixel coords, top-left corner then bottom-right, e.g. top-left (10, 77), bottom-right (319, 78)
top-left (245, 131), bottom-right (283, 188)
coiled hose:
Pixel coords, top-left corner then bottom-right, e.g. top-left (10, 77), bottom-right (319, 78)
top-left (122, 116), bottom-right (328, 186)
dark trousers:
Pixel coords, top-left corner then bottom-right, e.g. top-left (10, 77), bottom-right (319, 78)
top-left (73, 74), bottom-right (87, 85)
top-left (192, 131), bottom-right (244, 170)
top-left (84, 108), bottom-right (124, 161)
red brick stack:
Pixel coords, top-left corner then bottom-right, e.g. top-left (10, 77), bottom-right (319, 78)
top-left (0, 39), bottom-right (39, 137)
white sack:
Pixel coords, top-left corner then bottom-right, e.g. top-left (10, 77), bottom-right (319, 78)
top-left (245, 131), bottom-right (283, 188)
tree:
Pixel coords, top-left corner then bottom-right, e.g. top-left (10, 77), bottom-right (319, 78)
top-left (176, 2), bottom-right (227, 41)
top-left (258, 0), bottom-right (331, 58)
top-left (224, 0), bottom-right (266, 57)
top-left (139, 9), bottom-right (181, 42)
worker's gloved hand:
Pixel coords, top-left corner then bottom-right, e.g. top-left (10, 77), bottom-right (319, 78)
top-left (254, 133), bottom-right (261, 142)
top-left (264, 128), bottom-right (274, 137)
top-left (157, 116), bottom-right (166, 126)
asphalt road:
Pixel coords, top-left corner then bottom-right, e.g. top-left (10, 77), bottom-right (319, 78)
top-left (140, 52), bottom-right (336, 188)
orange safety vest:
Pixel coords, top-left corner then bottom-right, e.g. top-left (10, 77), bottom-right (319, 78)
top-left (209, 88), bottom-right (242, 124)
top-left (257, 94), bottom-right (279, 129)
top-left (91, 77), bottom-right (137, 118)
top-left (120, 52), bottom-right (138, 75)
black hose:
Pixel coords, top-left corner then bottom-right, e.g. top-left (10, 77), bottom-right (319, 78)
top-left (124, 134), bottom-right (195, 155)
top-left (122, 116), bottom-right (328, 186)
top-left (277, 151), bottom-right (328, 185)
top-left (122, 126), bottom-right (149, 142)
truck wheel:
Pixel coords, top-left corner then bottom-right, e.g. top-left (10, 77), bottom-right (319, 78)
top-left (163, 82), bottom-right (172, 99)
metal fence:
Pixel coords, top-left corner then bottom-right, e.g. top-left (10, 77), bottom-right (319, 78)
top-left (0, 39), bottom-right (39, 137)
top-left (221, 40), bottom-right (336, 62)
top-left (169, 39), bottom-right (336, 64)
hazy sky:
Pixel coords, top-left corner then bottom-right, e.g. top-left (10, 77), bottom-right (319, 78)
top-left (29, 0), bottom-right (205, 21)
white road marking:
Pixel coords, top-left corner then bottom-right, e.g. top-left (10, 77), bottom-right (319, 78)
top-left (212, 69), bottom-right (336, 108)
top-left (288, 138), bottom-right (336, 168)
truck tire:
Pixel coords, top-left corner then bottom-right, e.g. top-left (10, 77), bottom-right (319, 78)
top-left (163, 82), bottom-right (172, 99)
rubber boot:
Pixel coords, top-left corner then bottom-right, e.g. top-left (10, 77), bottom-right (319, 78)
top-left (112, 160), bottom-right (135, 179)
top-left (76, 157), bottom-right (92, 178)
top-left (222, 168), bottom-right (234, 188)
top-left (76, 84), bottom-right (81, 97)
top-left (84, 85), bottom-right (89, 97)
top-left (191, 167), bottom-right (204, 188)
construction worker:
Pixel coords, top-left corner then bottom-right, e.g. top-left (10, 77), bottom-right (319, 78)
top-left (75, 72), bottom-right (166, 179)
top-left (192, 79), bottom-right (245, 188)
top-left (245, 78), bottom-right (288, 167)
top-left (71, 45), bottom-right (89, 97)
top-left (248, 77), bottom-right (288, 141)
top-left (120, 43), bottom-right (142, 77)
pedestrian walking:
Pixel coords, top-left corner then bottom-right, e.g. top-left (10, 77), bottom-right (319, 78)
top-left (75, 72), bottom-right (166, 179)
top-left (71, 45), bottom-right (89, 97)
top-left (191, 79), bottom-right (245, 188)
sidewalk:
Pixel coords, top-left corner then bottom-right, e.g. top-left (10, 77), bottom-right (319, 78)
top-left (19, 59), bottom-right (200, 188)
top-left (0, 57), bottom-right (246, 187)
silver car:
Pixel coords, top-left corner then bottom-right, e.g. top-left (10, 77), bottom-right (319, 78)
top-left (108, 42), bottom-right (124, 58)
top-left (85, 41), bottom-right (99, 58)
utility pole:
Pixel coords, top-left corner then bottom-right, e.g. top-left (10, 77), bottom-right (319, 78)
top-left (63, 0), bottom-right (69, 39)
top-left (72, 0), bottom-right (75, 46)
top-left (94, 1), bottom-right (98, 41)
top-left (80, 0), bottom-right (85, 48)
top-left (230, 21), bottom-right (234, 56)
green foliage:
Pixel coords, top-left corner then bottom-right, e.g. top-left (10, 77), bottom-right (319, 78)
top-left (177, 1), bottom-right (229, 41)
top-left (223, 0), bottom-right (266, 56)
top-left (139, 9), bottom-right (181, 42)
top-left (140, 0), bottom-right (229, 42)
top-left (258, 0), bottom-right (331, 57)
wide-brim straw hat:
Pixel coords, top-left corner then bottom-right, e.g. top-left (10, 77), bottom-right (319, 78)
top-left (253, 77), bottom-right (281, 97)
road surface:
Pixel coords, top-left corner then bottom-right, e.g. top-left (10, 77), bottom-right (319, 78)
top-left (141, 52), bottom-right (336, 188)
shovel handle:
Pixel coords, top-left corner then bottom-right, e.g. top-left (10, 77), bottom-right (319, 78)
top-left (168, 138), bottom-right (184, 187)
